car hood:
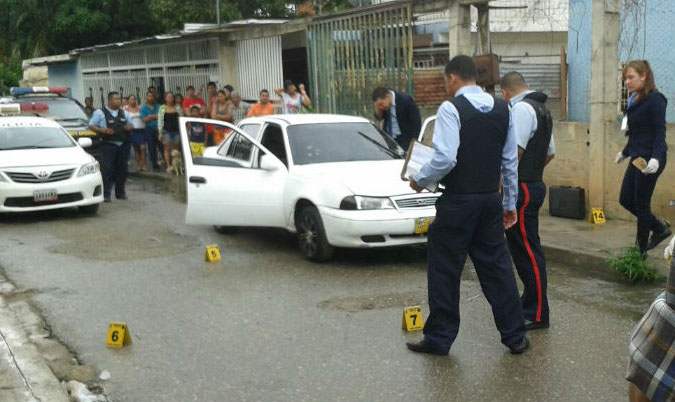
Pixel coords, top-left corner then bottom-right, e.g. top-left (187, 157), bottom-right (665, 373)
top-left (293, 160), bottom-right (416, 197)
top-left (0, 147), bottom-right (93, 169)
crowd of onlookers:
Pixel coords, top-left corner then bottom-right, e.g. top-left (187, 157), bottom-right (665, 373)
top-left (84, 80), bottom-right (311, 173)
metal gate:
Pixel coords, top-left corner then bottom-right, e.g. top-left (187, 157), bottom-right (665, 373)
top-left (307, 2), bottom-right (414, 117)
top-left (237, 36), bottom-right (284, 101)
top-left (81, 38), bottom-right (220, 108)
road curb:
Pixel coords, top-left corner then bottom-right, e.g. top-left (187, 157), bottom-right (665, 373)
top-left (0, 277), bottom-right (70, 402)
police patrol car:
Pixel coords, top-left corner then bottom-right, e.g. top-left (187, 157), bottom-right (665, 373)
top-left (0, 104), bottom-right (103, 214)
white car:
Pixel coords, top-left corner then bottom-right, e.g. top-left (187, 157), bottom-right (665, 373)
top-left (179, 114), bottom-right (439, 262)
top-left (0, 116), bottom-right (103, 214)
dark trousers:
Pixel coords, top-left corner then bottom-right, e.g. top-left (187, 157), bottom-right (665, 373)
top-left (506, 182), bottom-right (549, 324)
top-left (101, 141), bottom-right (131, 198)
top-left (424, 192), bottom-right (526, 351)
top-left (619, 159), bottom-right (667, 252)
top-left (147, 127), bottom-right (163, 169)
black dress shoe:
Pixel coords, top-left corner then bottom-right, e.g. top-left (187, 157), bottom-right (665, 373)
top-left (508, 337), bottom-right (529, 355)
top-left (525, 320), bottom-right (550, 331)
top-left (406, 340), bottom-right (448, 356)
top-left (647, 228), bottom-right (672, 251)
top-left (103, 196), bottom-right (111, 203)
top-left (116, 194), bottom-right (128, 200)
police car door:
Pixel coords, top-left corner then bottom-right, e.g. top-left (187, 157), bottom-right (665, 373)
top-left (179, 117), bottom-right (287, 227)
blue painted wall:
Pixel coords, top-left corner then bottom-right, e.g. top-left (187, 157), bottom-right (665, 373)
top-left (568, 0), bottom-right (675, 122)
top-left (47, 61), bottom-right (84, 104)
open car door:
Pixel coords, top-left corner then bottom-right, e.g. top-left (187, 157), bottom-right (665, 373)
top-left (179, 117), bottom-right (288, 227)
top-left (418, 115), bottom-right (436, 146)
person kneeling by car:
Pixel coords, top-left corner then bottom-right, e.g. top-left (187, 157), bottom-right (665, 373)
top-left (89, 91), bottom-right (133, 202)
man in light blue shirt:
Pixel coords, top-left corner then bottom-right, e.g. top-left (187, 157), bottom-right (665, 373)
top-left (406, 56), bottom-right (528, 357)
top-left (501, 71), bottom-right (555, 331)
top-left (89, 91), bottom-right (133, 202)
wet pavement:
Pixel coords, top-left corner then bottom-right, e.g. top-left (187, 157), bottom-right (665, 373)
top-left (0, 177), bottom-right (665, 401)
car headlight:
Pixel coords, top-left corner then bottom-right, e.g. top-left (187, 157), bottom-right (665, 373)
top-left (0, 172), bottom-right (6, 182)
top-left (340, 196), bottom-right (395, 210)
top-left (77, 161), bottom-right (100, 177)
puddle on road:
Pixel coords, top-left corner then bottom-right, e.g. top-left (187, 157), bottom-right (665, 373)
top-left (318, 291), bottom-right (427, 313)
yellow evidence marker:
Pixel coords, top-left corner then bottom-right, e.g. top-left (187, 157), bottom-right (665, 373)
top-left (205, 244), bottom-right (221, 262)
top-left (106, 322), bottom-right (132, 348)
top-left (402, 306), bottom-right (424, 331)
top-left (589, 208), bottom-right (606, 224)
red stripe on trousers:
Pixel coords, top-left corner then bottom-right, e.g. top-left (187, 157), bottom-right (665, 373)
top-left (519, 182), bottom-right (543, 323)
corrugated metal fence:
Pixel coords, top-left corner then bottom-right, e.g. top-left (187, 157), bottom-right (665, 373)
top-left (236, 36), bottom-right (284, 101)
top-left (81, 39), bottom-right (220, 108)
top-left (307, 2), bottom-right (414, 117)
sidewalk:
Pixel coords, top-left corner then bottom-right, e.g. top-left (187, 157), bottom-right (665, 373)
top-left (540, 215), bottom-right (671, 280)
top-left (0, 276), bottom-right (69, 402)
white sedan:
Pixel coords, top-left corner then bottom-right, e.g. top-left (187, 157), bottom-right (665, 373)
top-left (0, 116), bottom-right (103, 214)
top-left (180, 114), bottom-right (439, 262)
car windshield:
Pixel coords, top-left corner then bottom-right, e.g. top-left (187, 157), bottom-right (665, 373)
top-left (18, 98), bottom-right (88, 123)
top-left (286, 122), bottom-right (404, 165)
top-left (0, 126), bottom-right (75, 150)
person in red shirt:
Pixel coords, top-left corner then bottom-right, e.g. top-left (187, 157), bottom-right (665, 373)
top-left (182, 85), bottom-right (206, 116)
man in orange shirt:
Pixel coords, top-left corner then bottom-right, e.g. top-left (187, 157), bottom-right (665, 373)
top-left (247, 89), bottom-right (276, 117)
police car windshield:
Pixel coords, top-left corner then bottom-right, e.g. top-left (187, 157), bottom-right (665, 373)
top-left (17, 99), bottom-right (88, 122)
top-left (0, 126), bottom-right (75, 150)
top-left (287, 122), bottom-right (404, 165)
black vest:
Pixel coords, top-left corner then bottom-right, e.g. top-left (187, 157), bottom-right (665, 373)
top-left (440, 95), bottom-right (510, 194)
top-left (100, 107), bottom-right (130, 143)
top-left (518, 92), bottom-right (553, 182)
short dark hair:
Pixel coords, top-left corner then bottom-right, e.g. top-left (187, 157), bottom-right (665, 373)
top-left (224, 84), bottom-right (234, 93)
top-left (190, 105), bottom-right (200, 112)
top-left (283, 80), bottom-right (295, 92)
top-left (107, 91), bottom-right (120, 101)
top-left (500, 71), bottom-right (527, 91)
top-left (445, 55), bottom-right (477, 81)
top-left (186, 85), bottom-right (195, 91)
top-left (371, 87), bottom-right (389, 102)
top-left (260, 89), bottom-right (269, 95)
top-left (207, 81), bottom-right (216, 88)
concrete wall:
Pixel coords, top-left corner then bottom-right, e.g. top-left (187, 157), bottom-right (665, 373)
top-left (219, 37), bottom-right (239, 90)
top-left (47, 61), bottom-right (83, 103)
top-left (541, 121), bottom-right (675, 223)
top-left (567, 0), bottom-right (592, 122)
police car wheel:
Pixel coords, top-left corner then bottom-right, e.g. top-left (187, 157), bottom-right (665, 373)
top-left (214, 226), bottom-right (238, 235)
top-left (79, 204), bottom-right (99, 215)
top-left (297, 206), bottom-right (333, 262)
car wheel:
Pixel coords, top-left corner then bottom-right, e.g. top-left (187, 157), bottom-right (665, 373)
top-left (79, 204), bottom-right (99, 215)
top-left (214, 226), bottom-right (238, 234)
top-left (297, 206), bottom-right (334, 262)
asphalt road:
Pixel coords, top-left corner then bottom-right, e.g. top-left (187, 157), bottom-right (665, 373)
top-left (0, 177), bottom-right (663, 402)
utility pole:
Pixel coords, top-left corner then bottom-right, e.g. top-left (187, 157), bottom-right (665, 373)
top-left (216, 0), bottom-right (220, 25)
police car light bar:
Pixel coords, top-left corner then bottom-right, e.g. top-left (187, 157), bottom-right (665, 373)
top-left (0, 104), bottom-right (21, 116)
top-left (9, 87), bottom-right (68, 95)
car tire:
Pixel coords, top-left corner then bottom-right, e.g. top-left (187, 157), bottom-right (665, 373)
top-left (214, 226), bottom-right (238, 235)
top-left (297, 205), bottom-right (334, 262)
top-left (79, 204), bottom-right (99, 215)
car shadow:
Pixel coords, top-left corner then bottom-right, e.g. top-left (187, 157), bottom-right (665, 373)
top-left (0, 208), bottom-right (93, 225)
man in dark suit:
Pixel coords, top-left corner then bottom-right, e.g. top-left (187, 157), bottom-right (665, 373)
top-left (372, 87), bottom-right (422, 151)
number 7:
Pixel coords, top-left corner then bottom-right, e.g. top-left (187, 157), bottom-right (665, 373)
top-left (411, 314), bottom-right (417, 326)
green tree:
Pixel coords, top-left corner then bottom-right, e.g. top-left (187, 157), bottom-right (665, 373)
top-left (0, 55), bottom-right (21, 95)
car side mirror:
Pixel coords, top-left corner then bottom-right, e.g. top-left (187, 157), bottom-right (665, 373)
top-left (78, 137), bottom-right (93, 148)
top-left (260, 153), bottom-right (282, 171)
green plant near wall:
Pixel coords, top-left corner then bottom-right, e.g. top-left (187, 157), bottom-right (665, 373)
top-left (607, 246), bottom-right (662, 283)
top-left (0, 56), bottom-right (21, 95)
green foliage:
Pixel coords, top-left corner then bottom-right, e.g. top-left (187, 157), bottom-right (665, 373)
top-left (0, 56), bottom-right (22, 95)
top-left (607, 246), bottom-right (661, 283)
top-left (0, 0), bottom-right (354, 60)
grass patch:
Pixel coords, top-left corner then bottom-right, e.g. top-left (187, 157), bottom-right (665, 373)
top-left (607, 246), bottom-right (661, 283)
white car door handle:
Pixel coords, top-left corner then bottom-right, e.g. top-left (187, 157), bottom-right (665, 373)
top-left (189, 176), bottom-right (206, 184)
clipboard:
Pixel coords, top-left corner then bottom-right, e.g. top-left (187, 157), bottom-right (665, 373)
top-left (401, 140), bottom-right (438, 192)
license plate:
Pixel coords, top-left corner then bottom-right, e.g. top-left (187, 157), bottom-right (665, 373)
top-left (34, 190), bottom-right (58, 202)
top-left (414, 217), bottom-right (434, 234)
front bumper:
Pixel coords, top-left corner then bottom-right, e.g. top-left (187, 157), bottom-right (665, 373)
top-left (318, 206), bottom-right (436, 248)
top-left (0, 173), bottom-right (103, 213)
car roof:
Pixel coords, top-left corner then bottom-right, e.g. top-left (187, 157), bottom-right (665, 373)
top-left (0, 116), bottom-right (64, 128)
top-left (239, 114), bottom-right (371, 126)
